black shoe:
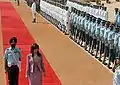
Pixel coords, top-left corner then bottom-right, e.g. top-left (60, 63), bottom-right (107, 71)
top-left (80, 43), bottom-right (83, 47)
top-left (77, 42), bottom-right (80, 45)
top-left (107, 65), bottom-right (112, 69)
top-left (102, 61), bottom-right (107, 65)
top-left (95, 55), bottom-right (98, 58)
top-left (74, 39), bottom-right (77, 43)
top-left (69, 36), bottom-right (73, 40)
top-left (32, 19), bottom-right (36, 23)
top-left (65, 32), bottom-right (69, 35)
top-left (32, 21), bottom-right (35, 23)
top-left (84, 46), bottom-right (87, 51)
top-left (17, 2), bottom-right (20, 6)
top-left (98, 58), bottom-right (102, 62)
top-left (90, 51), bottom-right (93, 54)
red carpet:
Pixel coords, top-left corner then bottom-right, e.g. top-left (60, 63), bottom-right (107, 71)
top-left (0, 2), bottom-right (61, 85)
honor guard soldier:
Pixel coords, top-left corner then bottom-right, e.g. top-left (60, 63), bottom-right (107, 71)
top-left (99, 20), bottom-right (106, 61)
top-left (95, 18), bottom-right (101, 58)
top-left (90, 16), bottom-right (97, 55)
top-left (80, 12), bottom-right (86, 47)
top-left (113, 28), bottom-right (120, 72)
top-left (84, 14), bottom-right (90, 50)
top-left (102, 21), bottom-right (111, 64)
top-left (107, 24), bottom-right (116, 68)
top-left (77, 11), bottom-right (83, 45)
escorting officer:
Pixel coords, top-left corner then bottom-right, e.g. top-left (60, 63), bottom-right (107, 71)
top-left (4, 37), bottom-right (21, 85)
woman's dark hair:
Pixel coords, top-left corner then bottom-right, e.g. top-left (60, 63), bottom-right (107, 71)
top-left (31, 43), bottom-right (41, 57)
top-left (9, 37), bottom-right (17, 44)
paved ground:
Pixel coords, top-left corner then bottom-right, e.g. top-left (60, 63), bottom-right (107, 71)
top-left (0, 0), bottom-right (115, 85)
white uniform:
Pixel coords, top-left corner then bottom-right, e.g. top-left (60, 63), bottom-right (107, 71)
top-left (31, 2), bottom-right (36, 19)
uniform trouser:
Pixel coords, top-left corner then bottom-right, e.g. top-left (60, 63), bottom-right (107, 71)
top-left (17, 0), bottom-right (19, 5)
top-left (55, 19), bottom-right (58, 27)
top-left (112, 48), bottom-right (120, 71)
top-left (61, 24), bottom-right (66, 32)
top-left (28, 1), bottom-right (32, 7)
top-left (41, 11), bottom-right (44, 17)
top-left (36, 4), bottom-right (40, 12)
top-left (108, 48), bottom-right (116, 67)
top-left (15, 0), bottom-right (19, 5)
top-left (51, 16), bottom-right (54, 24)
top-left (45, 13), bottom-right (48, 20)
top-left (88, 36), bottom-right (93, 52)
top-left (95, 40), bottom-right (100, 57)
top-left (53, 18), bottom-right (56, 25)
top-left (49, 15), bottom-right (52, 23)
top-left (116, 48), bottom-right (120, 59)
top-left (91, 38), bottom-right (97, 53)
top-left (100, 41), bottom-right (105, 58)
top-left (8, 65), bottom-right (19, 85)
top-left (69, 23), bottom-right (73, 36)
top-left (109, 49), bottom-right (116, 63)
top-left (70, 24), bottom-right (75, 37)
top-left (56, 20), bottom-right (59, 28)
top-left (27, 0), bottom-right (29, 6)
top-left (81, 31), bottom-right (85, 44)
top-left (85, 33), bottom-right (89, 49)
top-left (58, 22), bottom-right (62, 30)
top-left (103, 45), bottom-right (109, 63)
top-left (50, 15), bottom-right (52, 22)
top-left (47, 14), bottom-right (50, 21)
top-left (78, 29), bottom-right (82, 42)
top-left (73, 26), bottom-right (77, 38)
top-left (32, 11), bottom-right (36, 20)
top-left (43, 12), bottom-right (46, 18)
top-left (46, 14), bottom-right (49, 20)
top-left (43, 12), bottom-right (46, 17)
top-left (75, 28), bottom-right (80, 40)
